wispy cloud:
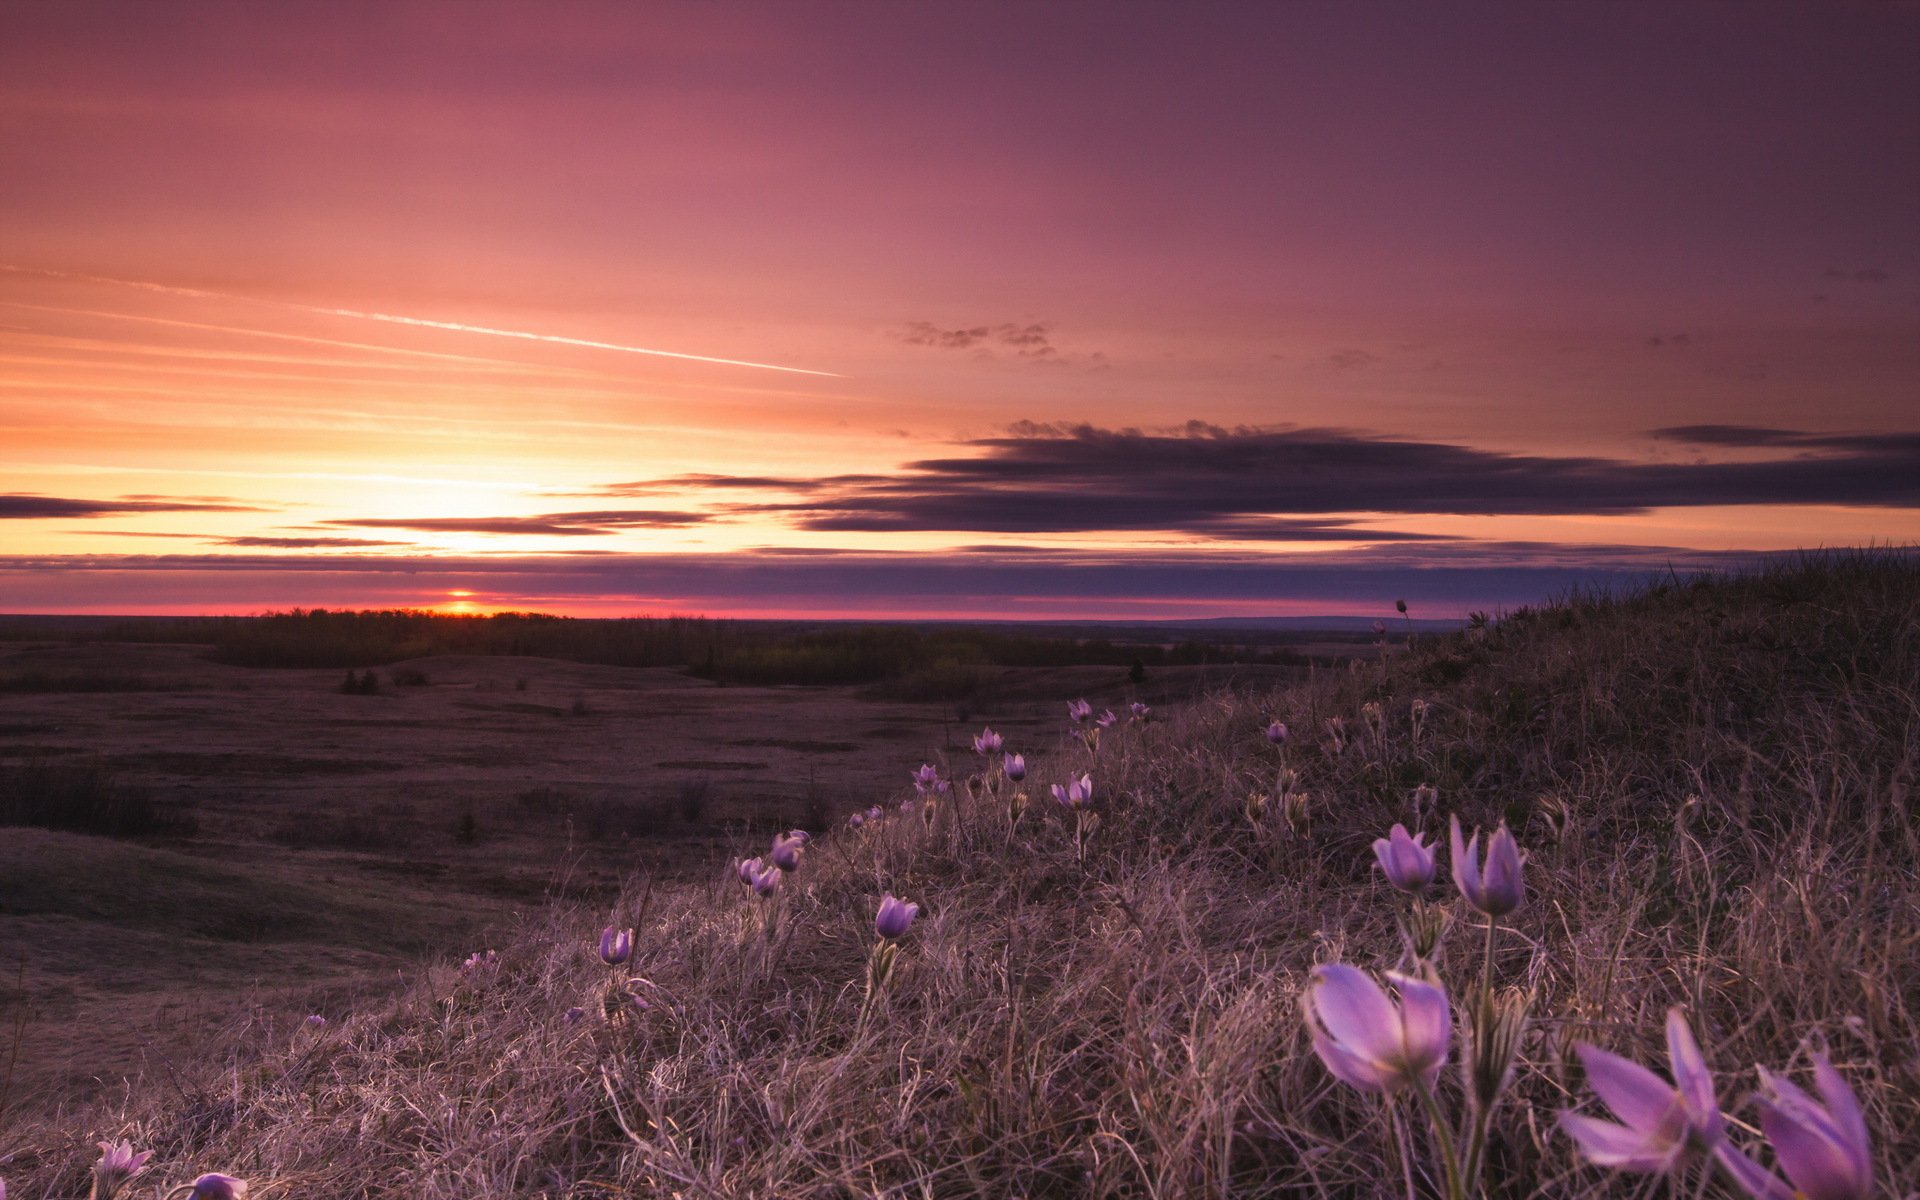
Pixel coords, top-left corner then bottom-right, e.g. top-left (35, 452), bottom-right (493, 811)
top-left (324, 509), bottom-right (714, 537)
top-left (1, 266), bottom-right (842, 377)
top-left (218, 535), bottom-right (410, 548)
top-left (897, 321), bottom-right (1060, 358)
top-left (0, 493), bottom-right (262, 519)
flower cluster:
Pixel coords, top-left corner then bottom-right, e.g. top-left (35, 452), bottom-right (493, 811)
top-left (60, 1141), bottom-right (247, 1200)
top-left (1313, 808), bottom-right (1878, 1200)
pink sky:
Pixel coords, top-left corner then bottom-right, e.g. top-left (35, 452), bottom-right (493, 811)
top-left (2, 2), bottom-right (1915, 618)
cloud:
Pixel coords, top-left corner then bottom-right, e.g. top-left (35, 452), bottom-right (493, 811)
top-left (896, 320), bottom-right (1058, 357)
top-left (580, 474), bottom-right (878, 498)
top-left (705, 423), bottom-right (1920, 534)
top-left (1325, 348), bottom-right (1384, 369)
top-left (0, 493), bottom-right (261, 519)
top-left (218, 536), bottom-right (410, 548)
top-left (324, 509), bottom-right (713, 537)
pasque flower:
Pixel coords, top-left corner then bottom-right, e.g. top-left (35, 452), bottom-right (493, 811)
top-left (1372, 823), bottom-right (1437, 892)
top-left (1303, 964), bottom-right (1451, 1095)
top-left (910, 763), bottom-right (949, 795)
top-left (1720, 1055), bottom-right (1875, 1200)
top-left (1068, 698), bottom-right (1093, 723)
top-left (1266, 719), bottom-right (1289, 744)
top-left (972, 727), bottom-right (1003, 755)
top-left (92, 1140), bottom-right (154, 1198)
top-left (1130, 701), bottom-right (1150, 721)
top-left (1003, 753), bottom-right (1026, 782)
top-left (186, 1174), bottom-right (248, 1200)
top-left (750, 863), bottom-right (781, 896)
top-left (769, 834), bottom-right (804, 871)
top-left (1096, 709), bottom-right (1118, 728)
top-left (1450, 815), bottom-right (1525, 916)
top-left (1559, 1008), bottom-right (1723, 1174)
top-left (875, 893), bottom-right (920, 939)
top-left (598, 925), bottom-right (633, 966)
top-left (1050, 773), bottom-right (1093, 810)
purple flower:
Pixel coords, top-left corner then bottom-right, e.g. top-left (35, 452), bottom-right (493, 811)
top-left (1371, 824), bottom-right (1436, 892)
top-left (1449, 814), bottom-right (1525, 916)
top-left (875, 893), bottom-right (920, 939)
top-left (303, 1014), bottom-right (327, 1028)
top-left (1266, 720), bottom-right (1288, 744)
top-left (91, 1140), bottom-right (153, 1198)
top-left (847, 812), bottom-right (865, 828)
top-left (751, 863), bottom-right (781, 896)
top-left (460, 949), bottom-right (497, 974)
top-left (1129, 701), bottom-right (1150, 722)
top-left (972, 727), bottom-right (1003, 755)
top-left (1003, 753), bottom-right (1026, 781)
top-left (910, 763), bottom-right (949, 795)
top-left (1050, 773), bottom-right (1093, 810)
top-left (1559, 1008), bottom-right (1723, 1174)
top-left (1732, 1056), bottom-right (1874, 1200)
top-left (784, 829), bottom-right (812, 844)
top-left (770, 835), bottom-right (804, 872)
top-left (736, 856), bottom-right (765, 886)
top-left (1303, 964), bottom-right (1450, 1095)
top-left (188, 1173), bottom-right (248, 1200)
top-left (1095, 709), bottom-right (1118, 728)
top-left (598, 925), bottom-right (633, 966)
top-left (1068, 698), bottom-right (1093, 723)
top-left (865, 804), bottom-right (885, 821)
top-left (1372, 618), bottom-right (1388, 636)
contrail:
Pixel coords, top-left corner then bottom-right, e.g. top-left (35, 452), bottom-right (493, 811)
top-left (0, 265), bottom-right (842, 377)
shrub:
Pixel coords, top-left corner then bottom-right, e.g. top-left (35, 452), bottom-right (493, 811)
top-left (0, 759), bottom-right (196, 837)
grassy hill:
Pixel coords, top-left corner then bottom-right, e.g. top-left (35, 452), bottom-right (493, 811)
top-left (4, 552), bottom-right (1915, 1197)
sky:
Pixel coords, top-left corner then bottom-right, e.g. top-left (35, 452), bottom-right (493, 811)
top-left (1, 1), bottom-right (1916, 619)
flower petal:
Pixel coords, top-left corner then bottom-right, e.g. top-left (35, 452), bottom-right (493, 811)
top-left (1576, 1044), bottom-right (1680, 1134)
top-left (1759, 1096), bottom-right (1867, 1200)
top-left (1387, 970), bottom-right (1451, 1077)
top-left (1811, 1056), bottom-right (1873, 1187)
top-left (1310, 965), bottom-right (1401, 1064)
top-left (1558, 1113), bottom-right (1681, 1172)
top-left (1665, 1009), bottom-right (1721, 1140)
top-left (1311, 1022), bottom-right (1396, 1093)
top-left (1712, 1142), bottom-right (1794, 1200)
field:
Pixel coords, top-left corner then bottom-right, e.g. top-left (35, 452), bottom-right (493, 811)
top-left (0, 633), bottom-right (1297, 1119)
top-left (2, 556), bottom-right (1917, 1197)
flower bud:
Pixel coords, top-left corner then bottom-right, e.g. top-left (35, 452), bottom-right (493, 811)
top-left (598, 925), bottom-right (633, 967)
top-left (1467, 987), bottom-right (1531, 1110)
top-left (1450, 815), bottom-right (1525, 916)
top-left (875, 893), bottom-right (920, 939)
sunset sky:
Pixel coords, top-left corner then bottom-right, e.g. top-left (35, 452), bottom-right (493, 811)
top-left (2, 2), bottom-right (1916, 619)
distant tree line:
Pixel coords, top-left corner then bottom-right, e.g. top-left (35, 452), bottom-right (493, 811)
top-left (2, 608), bottom-right (1318, 684)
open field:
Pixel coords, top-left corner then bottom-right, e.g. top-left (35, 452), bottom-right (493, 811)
top-left (0, 636), bottom-right (1297, 1118)
top-left (3, 555), bottom-right (1918, 1197)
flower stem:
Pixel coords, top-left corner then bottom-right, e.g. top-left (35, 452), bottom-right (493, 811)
top-left (1412, 1077), bottom-right (1465, 1200)
top-left (1460, 914), bottom-right (1499, 1193)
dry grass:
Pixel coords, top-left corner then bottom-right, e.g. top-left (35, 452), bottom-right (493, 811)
top-left (4, 552), bottom-right (1917, 1198)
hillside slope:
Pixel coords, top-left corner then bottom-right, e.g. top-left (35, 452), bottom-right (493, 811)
top-left (6, 553), bottom-right (1917, 1198)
